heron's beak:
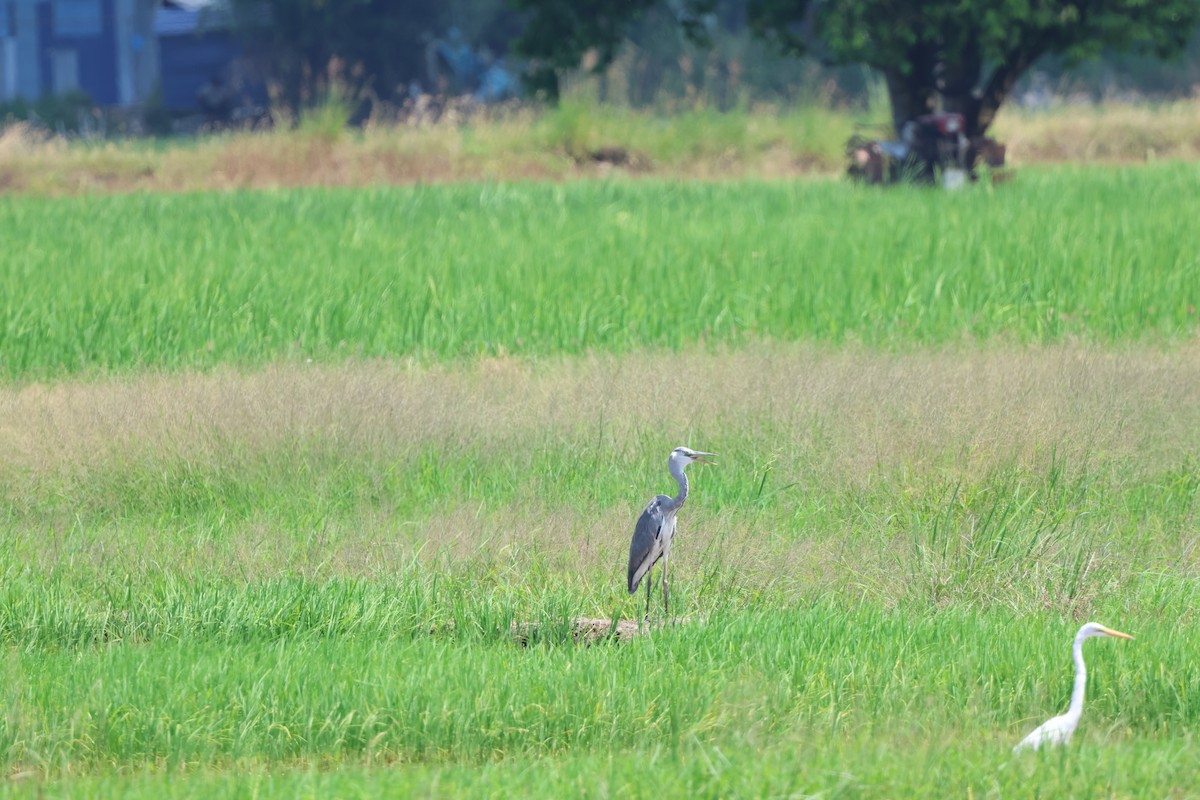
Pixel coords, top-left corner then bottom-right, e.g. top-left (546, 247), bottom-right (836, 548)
top-left (692, 452), bottom-right (717, 465)
top-left (1099, 626), bottom-right (1135, 640)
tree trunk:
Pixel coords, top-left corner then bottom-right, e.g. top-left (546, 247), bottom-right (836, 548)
top-left (939, 48), bottom-right (983, 137)
top-left (970, 50), bottom-right (1039, 138)
top-left (880, 39), bottom-right (1037, 142)
top-left (883, 70), bottom-right (927, 136)
top-left (880, 41), bottom-right (939, 136)
top-left (879, 44), bottom-right (989, 180)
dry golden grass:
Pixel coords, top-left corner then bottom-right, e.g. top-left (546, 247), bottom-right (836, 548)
top-left (4, 344), bottom-right (1197, 613)
top-left (996, 100), bottom-right (1200, 164)
top-left (3, 99), bottom-right (1200, 195)
top-left (4, 343), bottom-right (1197, 479)
top-left (0, 117), bottom-right (567, 195)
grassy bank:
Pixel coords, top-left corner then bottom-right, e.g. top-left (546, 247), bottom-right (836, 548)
top-left (1, 99), bottom-right (1199, 195)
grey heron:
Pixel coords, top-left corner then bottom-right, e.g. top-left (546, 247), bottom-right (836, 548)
top-left (627, 446), bottom-right (716, 623)
top-left (1013, 622), bottom-right (1134, 752)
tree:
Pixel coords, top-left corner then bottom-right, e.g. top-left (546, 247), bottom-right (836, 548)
top-left (513, 0), bottom-right (1200, 139)
top-left (228, 0), bottom-right (435, 109)
top-left (508, 0), bottom-right (660, 98)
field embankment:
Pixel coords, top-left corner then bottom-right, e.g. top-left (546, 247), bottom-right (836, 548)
top-left (1, 99), bottom-right (1200, 194)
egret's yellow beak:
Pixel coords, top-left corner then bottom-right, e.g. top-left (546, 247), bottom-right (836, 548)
top-left (692, 452), bottom-right (717, 465)
top-left (1099, 626), bottom-right (1135, 640)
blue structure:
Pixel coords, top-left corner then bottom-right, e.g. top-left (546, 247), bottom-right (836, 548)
top-left (0, 0), bottom-right (158, 106)
top-left (38, 0), bottom-right (118, 103)
top-left (0, 0), bottom-right (248, 111)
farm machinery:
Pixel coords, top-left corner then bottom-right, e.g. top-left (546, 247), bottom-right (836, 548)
top-left (847, 112), bottom-right (1007, 187)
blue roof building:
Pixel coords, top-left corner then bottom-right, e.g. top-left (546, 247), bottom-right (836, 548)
top-left (1, 0), bottom-right (160, 105)
top-left (0, 0), bottom-right (248, 111)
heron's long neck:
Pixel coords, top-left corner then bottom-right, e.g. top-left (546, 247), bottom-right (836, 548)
top-left (668, 459), bottom-right (689, 512)
top-left (1065, 635), bottom-right (1088, 722)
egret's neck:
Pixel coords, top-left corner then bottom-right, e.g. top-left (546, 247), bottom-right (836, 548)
top-left (1065, 634), bottom-right (1088, 722)
top-left (668, 458), bottom-right (689, 511)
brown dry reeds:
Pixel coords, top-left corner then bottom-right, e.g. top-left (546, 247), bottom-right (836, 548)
top-left (3, 343), bottom-right (1198, 607)
top-left (3, 99), bottom-right (1199, 196)
top-left (4, 343), bottom-right (1198, 482)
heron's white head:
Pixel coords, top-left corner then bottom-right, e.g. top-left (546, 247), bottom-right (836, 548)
top-left (671, 447), bottom-right (717, 467)
top-left (1077, 622), bottom-right (1134, 642)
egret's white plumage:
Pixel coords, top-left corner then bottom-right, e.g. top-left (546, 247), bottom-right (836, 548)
top-left (1013, 622), bottom-right (1134, 753)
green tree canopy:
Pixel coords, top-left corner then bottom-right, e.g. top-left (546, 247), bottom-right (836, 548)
top-left (514, 0), bottom-right (1200, 137)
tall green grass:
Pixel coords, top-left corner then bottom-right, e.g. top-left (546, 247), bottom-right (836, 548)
top-left (1, 164), bottom-right (1197, 379)
top-left (3, 600), bottom-right (1199, 791)
top-left (14, 736), bottom-right (1198, 799)
top-left (3, 460), bottom-right (1195, 644)
top-left (531, 100), bottom-right (857, 165)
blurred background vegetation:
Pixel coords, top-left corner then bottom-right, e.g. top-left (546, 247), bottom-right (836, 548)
top-left (224, 0), bottom-right (1200, 113)
top-left (2, 0), bottom-right (1199, 137)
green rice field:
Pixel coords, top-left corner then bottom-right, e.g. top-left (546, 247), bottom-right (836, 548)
top-left (1, 164), bottom-right (1198, 379)
top-left (2, 163), bottom-right (1200, 796)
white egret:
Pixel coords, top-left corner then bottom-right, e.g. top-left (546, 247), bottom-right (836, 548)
top-left (1013, 622), bottom-right (1134, 752)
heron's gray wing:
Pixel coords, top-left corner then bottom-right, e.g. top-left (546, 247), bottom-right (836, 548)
top-left (628, 497), bottom-right (667, 594)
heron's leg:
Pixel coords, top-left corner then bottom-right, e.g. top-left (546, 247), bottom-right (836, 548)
top-left (644, 564), bottom-right (653, 625)
top-left (662, 552), bottom-right (670, 621)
